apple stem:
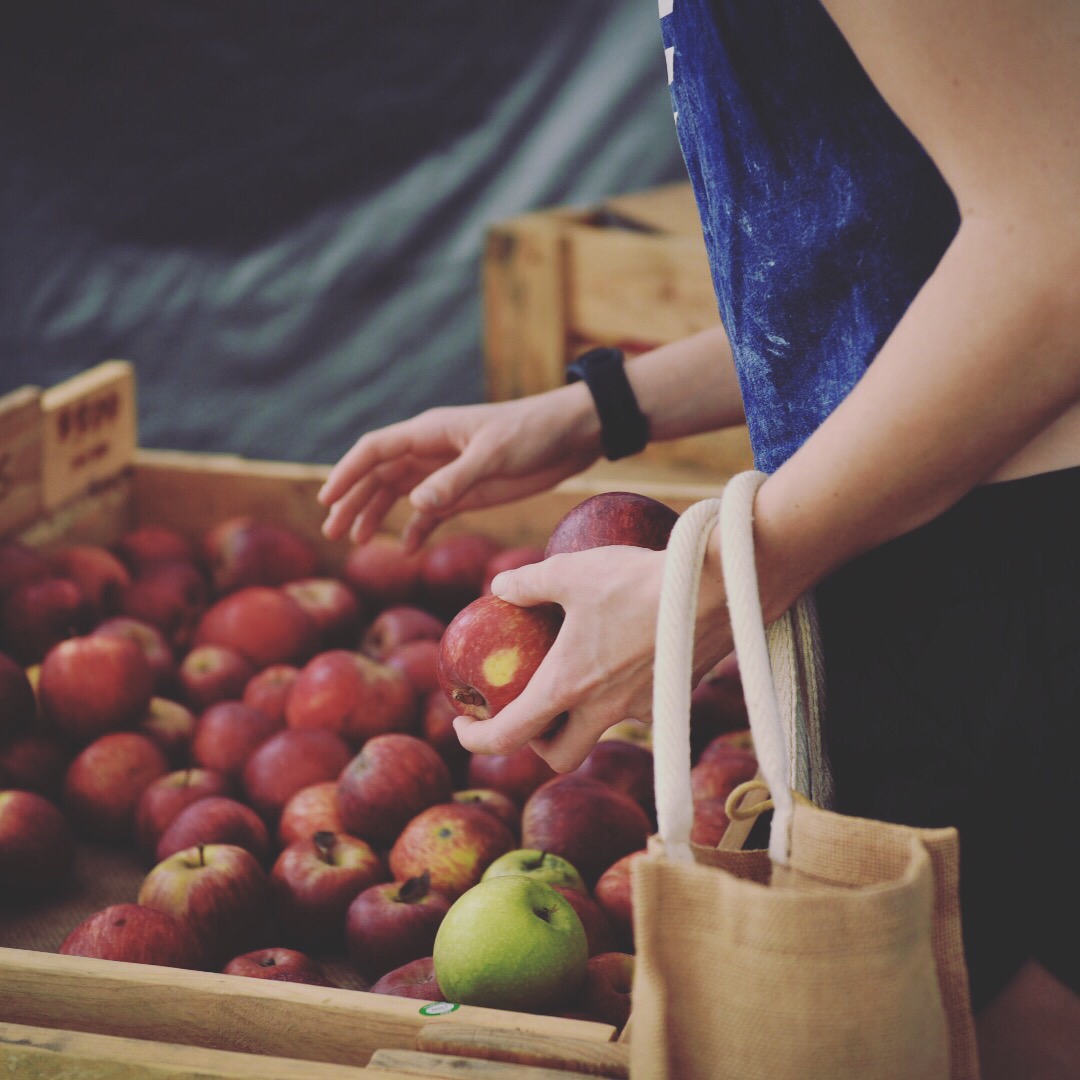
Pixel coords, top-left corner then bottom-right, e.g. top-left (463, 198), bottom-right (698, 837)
top-left (397, 870), bottom-right (431, 904)
top-left (197, 844), bottom-right (205, 867)
top-left (313, 831), bottom-right (337, 865)
top-left (523, 851), bottom-right (547, 871)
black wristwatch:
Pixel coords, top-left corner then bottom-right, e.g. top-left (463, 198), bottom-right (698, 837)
top-left (566, 347), bottom-right (650, 461)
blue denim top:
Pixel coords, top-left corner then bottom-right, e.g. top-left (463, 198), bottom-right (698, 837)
top-left (660, 0), bottom-right (960, 473)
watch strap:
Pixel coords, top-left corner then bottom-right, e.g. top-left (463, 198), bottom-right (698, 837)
top-left (566, 347), bottom-right (650, 461)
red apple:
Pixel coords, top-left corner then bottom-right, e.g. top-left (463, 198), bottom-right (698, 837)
top-left (0, 539), bottom-right (51, 602)
top-left (194, 587), bottom-right (317, 670)
top-left (191, 701), bottom-right (283, 785)
top-left (117, 560), bottom-right (209, 652)
top-left (343, 534), bottom-right (423, 611)
top-left (522, 776), bottom-right (650, 888)
top-left (0, 733), bottom-right (71, 800)
top-left (438, 595), bottom-right (563, 720)
top-left (467, 745), bottom-right (557, 808)
top-left (419, 532), bottom-right (503, 619)
top-left (243, 664), bottom-right (300, 725)
top-left (156, 796), bottom-right (270, 865)
top-left (388, 802), bottom-right (515, 900)
top-left (452, 789), bottom-right (521, 839)
top-left (63, 732), bottom-right (169, 842)
top-left (0, 788), bottom-right (76, 901)
top-left (285, 649), bottom-right (417, 747)
top-left (0, 650), bottom-right (37, 741)
top-left (582, 952), bottom-right (635, 1030)
top-left (551, 884), bottom-right (617, 958)
top-left (39, 634), bottom-right (155, 744)
top-left (270, 830), bottom-right (387, 946)
top-left (135, 768), bottom-right (232, 858)
top-left (179, 644), bottom-right (257, 712)
top-left (690, 659), bottom-right (750, 762)
top-left (691, 797), bottom-right (732, 848)
top-left (544, 491), bottom-right (679, 557)
top-left (222, 947), bottom-right (333, 986)
top-left (698, 729), bottom-right (756, 764)
top-left (360, 605), bottom-right (445, 661)
top-left (593, 851), bottom-right (643, 950)
top-left (369, 955), bottom-right (443, 1000)
top-left (281, 577), bottom-right (362, 649)
top-left (59, 903), bottom-right (206, 969)
top-left (138, 697), bottom-right (198, 767)
top-left (92, 617), bottom-right (180, 699)
top-left (481, 545), bottom-right (545, 595)
top-left (277, 781), bottom-right (345, 849)
top-left (138, 843), bottom-right (270, 965)
top-left (421, 688), bottom-right (471, 786)
top-left (345, 872), bottom-right (453, 980)
top-left (241, 728), bottom-right (352, 824)
top-left (690, 747), bottom-right (759, 804)
top-left (113, 524), bottom-right (196, 570)
top-left (47, 544), bottom-right (131, 621)
top-left (336, 733), bottom-right (453, 849)
top-left (385, 639), bottom-right (441, 697)
top-left (574, 739), bottom-right (655, 823)
top-left (202, 517), bottom-right (319, 595)
top-left (1, 578), bottom-right (93, 665)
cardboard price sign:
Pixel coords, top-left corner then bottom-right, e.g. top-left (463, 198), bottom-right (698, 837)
top-left (0, 386), bottom-right (44, 538)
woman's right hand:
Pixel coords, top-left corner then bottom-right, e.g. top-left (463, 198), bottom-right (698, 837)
top-left (318, 384), bottom-right (602, 550)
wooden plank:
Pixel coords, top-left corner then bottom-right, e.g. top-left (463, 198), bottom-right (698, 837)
top-left (0, 1020), bottom-right (399, 1080)
top-left (0, 384), bottom-right (44, 536)
top-left (600, 183), bottom-right (704, 238)
top-left (415, 1026), bottom-right (628, 1079)
top-left (40, 360), bottom-right (138, 511)
top-left (565, 225), bottom-right (717, 348)
top-left (0, 949), bottom-right (614, 1069)
top-left (368, 1048), bottom-right (601, 1079)
top-left (483, 214), bottom-right (571, 402)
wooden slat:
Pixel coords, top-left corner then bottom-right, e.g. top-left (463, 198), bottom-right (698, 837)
top-left (483, 213), bottom-right (572, 402)
top-left (415, 1026), bottom-right (629, 1079)
top-left (0, 949), bottom-right (614, 1069)
top-left (0, 1021), bottom-right (401, 1080)
top-left (40, 360), bottom-right (138, 511)
top-left (0, 384), bottom-right (44, 536)
top-left (368, 1048), bottom-right (602, 1079)
top-left (565, 225), bottom-right (717, 348)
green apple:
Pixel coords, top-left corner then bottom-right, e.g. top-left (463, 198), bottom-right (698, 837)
top-left (433, 876), bottom-right (588, 1013)
top-left (480, 848), bottom-right (585, 892)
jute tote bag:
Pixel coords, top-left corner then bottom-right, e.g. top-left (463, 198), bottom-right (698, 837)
top-left (629, 472), bottom-right (979, 1080)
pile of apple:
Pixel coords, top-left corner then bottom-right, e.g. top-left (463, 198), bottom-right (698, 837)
top-left (0, 495), bottom-right (755, 1029)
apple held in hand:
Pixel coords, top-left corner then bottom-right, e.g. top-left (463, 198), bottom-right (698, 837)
top-left (0, 789), bottom-right (76, 901)
top-left (433, 876), bottom-right (588, 1013)
top-left (482, 849), bottom-right (585, 892)
top-left (270, 830), bottom-right (386, 947)
top-left (138, 843), bottom-right (269, 966)
top-left (389, 803), bottom-right (515, 901)
top-left (335, 733), bottom-right (453, 849)
top-left (59, 903), bottom-right (206, 969)
top-left (544, 491), bottom-right (679, 557)
top-left (39, 634), bottom-right (155, 744)
top-left (345, 871), bottom-right (453, 981)
top-left (438, 595), bottom-right (563, 720)
top-left (223, 947), bottom-right (333, 986)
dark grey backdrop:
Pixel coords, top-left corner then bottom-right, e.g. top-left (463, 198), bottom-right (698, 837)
top-left (1, 1), bottom-right (687, 464)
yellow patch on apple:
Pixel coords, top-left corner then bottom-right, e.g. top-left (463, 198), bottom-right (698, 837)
top-left (481, 647), bottom-right (521, 688)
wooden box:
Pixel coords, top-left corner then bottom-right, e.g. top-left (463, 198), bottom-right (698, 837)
top-left (483, 182), bottom-right (754, 479)
top-left (0, 362), bottom-right (722, 1078)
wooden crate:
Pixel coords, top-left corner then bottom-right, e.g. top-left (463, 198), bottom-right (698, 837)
top-left (483, 182), bottom-right (754, 479)
top-left (0, 362), bottom-right (719, 1078)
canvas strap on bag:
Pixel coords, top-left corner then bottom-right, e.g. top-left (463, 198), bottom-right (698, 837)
top-left (629, 472), bottom-right (979, 1080)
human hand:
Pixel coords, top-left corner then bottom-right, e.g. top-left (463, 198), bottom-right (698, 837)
top-left (453, 543), bottom-right (732, 772)
top-left (318, 387), bottom-right (601, 550)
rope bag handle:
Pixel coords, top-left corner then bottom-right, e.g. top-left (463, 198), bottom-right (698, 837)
top-left (652, 471), bottom-right (833, 867)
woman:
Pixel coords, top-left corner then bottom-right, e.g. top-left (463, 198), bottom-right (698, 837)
top-left (319, 2), bottom-right (1078, 1073)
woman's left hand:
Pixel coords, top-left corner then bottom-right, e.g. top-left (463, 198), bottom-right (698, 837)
top-left (453, 543), bottom-right (731, 772)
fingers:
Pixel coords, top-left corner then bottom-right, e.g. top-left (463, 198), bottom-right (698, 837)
top-left (489, 554), bottom-right (568, 608)
top-left (317, 423), bottom-right (420, 508)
